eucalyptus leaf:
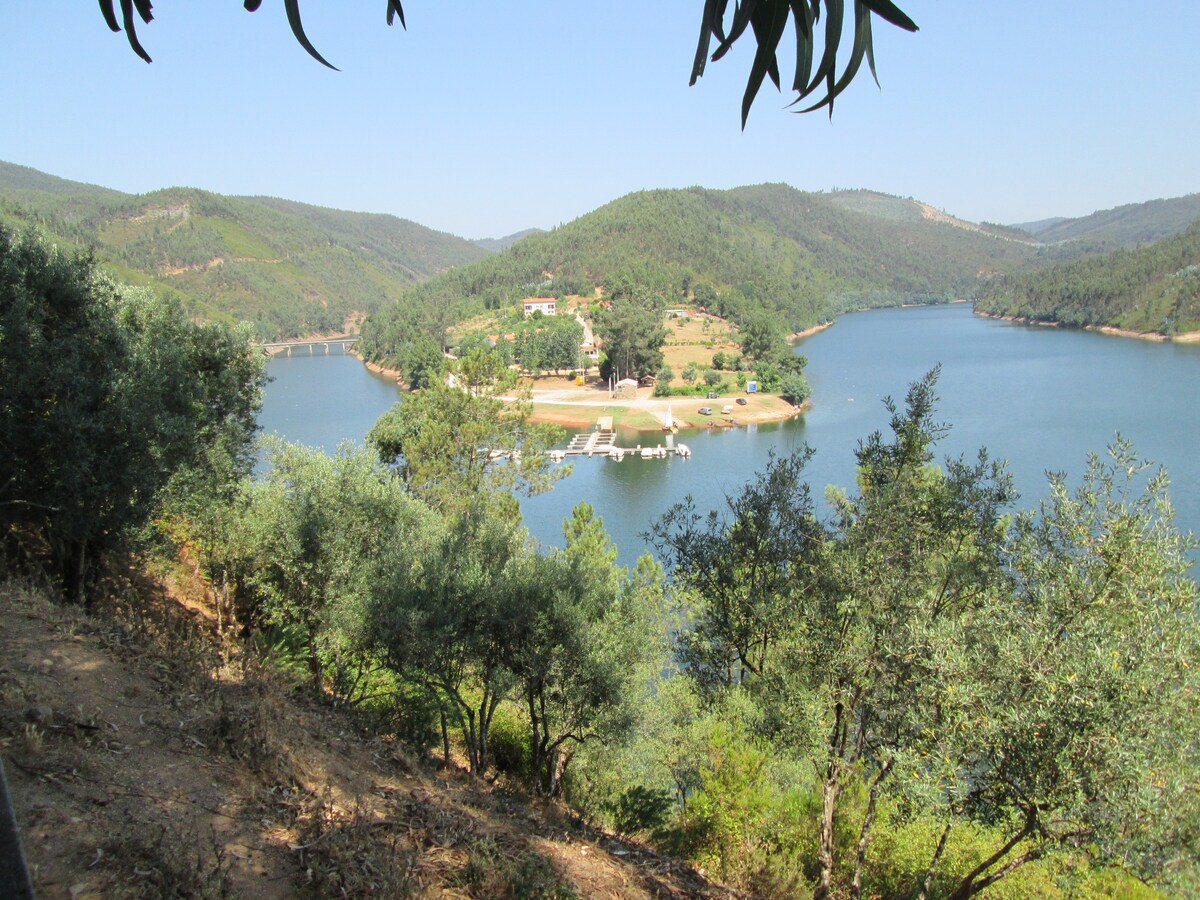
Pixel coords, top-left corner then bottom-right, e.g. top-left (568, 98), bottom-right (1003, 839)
top-left (284, 0), bottom-right (338, 69)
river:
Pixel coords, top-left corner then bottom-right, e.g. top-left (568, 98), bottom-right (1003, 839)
top-left (258, 305), bottom-right (1200, 566)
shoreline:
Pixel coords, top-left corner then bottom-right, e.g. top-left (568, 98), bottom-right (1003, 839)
top-left (522, 379), bottom-right (807, 433)
top-left (353, 351), bottom-right (408, 385)
top-left (973, 310), bottom-right (1200, 343)
top-left (789, 320), bottom-right (835, 341)
top-left (525, 403), bottom-right (807, 433)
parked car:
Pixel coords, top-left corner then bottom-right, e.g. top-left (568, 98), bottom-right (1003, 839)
top-left (707, 391), bottom-right (719, 399)
top-left (698, 406), bottom-right (713, 416)
top-left (736, 397), bottom-right (748, 405)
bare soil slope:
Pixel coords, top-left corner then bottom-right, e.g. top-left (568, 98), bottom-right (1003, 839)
top-left (0, 573), bottom-right (730, 898)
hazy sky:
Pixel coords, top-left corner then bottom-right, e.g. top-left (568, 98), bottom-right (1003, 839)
top-left (2, 2), bottom-right (1197, 239)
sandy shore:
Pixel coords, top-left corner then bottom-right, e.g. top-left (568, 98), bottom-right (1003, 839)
top-left (975, 310), bottom-right (1200, 343)
top-left (789, 321), bottom-right (835, 341)
top-left (350, 351), bottom-right (408, 385)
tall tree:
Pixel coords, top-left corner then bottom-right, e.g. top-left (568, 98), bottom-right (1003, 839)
top-left (368, 348), bottom-right (567, 519)
top-left (940, 440), bottom-right (1200, 898)
top-left (650, 448), bottom-right (826, 697)
top-left (596, 296), bottom-right (668, 382)
top-left (0, 227), bottom-right (264, 598)
top-left (499, 504), bottom-right (664, 795)
top-left (809, 370), bottom-right (1016, 899)
top-left (367, 508), bottom-right (525, 776)
top-left (228, 440), bottom-right (425, 690)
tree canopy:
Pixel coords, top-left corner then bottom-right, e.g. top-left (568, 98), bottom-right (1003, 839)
top-left (0, 226), bottom-right (265, 599)
top-left (99, 1), bottom-right (917, 125)
top-left (650, 369), bottom-right (1200, 897)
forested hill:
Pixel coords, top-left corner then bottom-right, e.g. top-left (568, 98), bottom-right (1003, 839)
top-left (1013, 193), bottom-right (1200, 247)
top-left (0, 161), bottom-right (489, 340)
top-left (360, 184), bottom-right (1039, 364)
top-left (976, 222), bottom-right (1200, 335)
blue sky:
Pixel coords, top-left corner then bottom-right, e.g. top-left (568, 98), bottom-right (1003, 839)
top-left (2, 2), bottom-right (1197, 239)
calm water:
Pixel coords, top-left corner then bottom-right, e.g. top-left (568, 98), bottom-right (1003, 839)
top-left (257, 346), bottom-right (403, 455)
top-left (259, 306), bottom-right (1200, 565)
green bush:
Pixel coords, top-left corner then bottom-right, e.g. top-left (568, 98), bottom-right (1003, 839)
top-left (867, 816), bottom-right (1064, 899)
top-left (488, 706), bottom-right (532, 783)
top-left (609, 786), bottom-right (675, 838)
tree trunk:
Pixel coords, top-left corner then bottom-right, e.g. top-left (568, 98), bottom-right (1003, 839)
top-left (306, 633), bottom-right (322, 692)
top-left (549, 746), bottom-right (574, 798)
top-left (440, 708), bottom-right (451, 768)
top-left (945, 814), bottom-right (1036, 900)
top-left (850, 760), bottom-right (892, 899)
top-left (526, 687), bottom-right (543, 792)
top-left (813, 775), bottom-right (841, 900)
top-left (916, 821), bottom-right (953, 900)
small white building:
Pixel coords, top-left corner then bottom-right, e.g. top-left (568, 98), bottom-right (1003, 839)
top-left (614, 378), bottom-right (639, 400)
top-left (522, 297), bottom-right (557, 317)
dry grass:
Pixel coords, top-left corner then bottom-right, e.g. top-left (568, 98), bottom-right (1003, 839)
top-left (661, 314), bottom-right (740, 379)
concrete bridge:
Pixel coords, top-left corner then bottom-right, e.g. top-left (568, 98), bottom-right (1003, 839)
top-left (260, 337), bottom-right (361, 356)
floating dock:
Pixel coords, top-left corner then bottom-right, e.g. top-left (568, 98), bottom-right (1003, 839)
top-left (548, 418), bottom-right (690, 462)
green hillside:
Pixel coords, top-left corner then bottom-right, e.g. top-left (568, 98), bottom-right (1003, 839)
top-left (359, 183), bottom-right (1040, 368)
top-left (976, 223), bottom-right (1200, 335)
top-left (1015, 194), bottom-right (1200, 247)
top-left (0, 162), bottom-right (489, 340)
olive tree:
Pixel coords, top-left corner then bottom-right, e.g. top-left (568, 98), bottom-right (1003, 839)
top-left (368, 349), bottom-right (566, 521)
top-left (653, 370), bottom-right (1200, 897)
top-left (940, 441), bottom-right (1200, 897)
top-left (229, 440), bottom-right (426, 692)
top-left (498, 504), bottom-right (664, 795)
top-left (366, 507), bottom-right (524, 775)
top-left (0, 227), bottom-right (264, 599)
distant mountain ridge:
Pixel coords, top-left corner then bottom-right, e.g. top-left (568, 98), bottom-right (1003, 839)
top-left (1010, 194), bottom-right (1200, 246)
top-left (474, 229), bottom-right (544, 253)
top-left (0, 161), bottom-right (489, 340)
top-left (826, 189), bottom-right (1035, 243)
top-left (5, 161), bottom-right (1199, 344)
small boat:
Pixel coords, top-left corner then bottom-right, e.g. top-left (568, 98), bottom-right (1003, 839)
top-left (663, 403), bottom-right (678, 433)
top-left (675, 444), bottom-right (691, 457)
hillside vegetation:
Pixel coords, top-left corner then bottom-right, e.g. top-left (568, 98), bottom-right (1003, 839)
top-left (0, 161), bottom-right (488, 340)
top-left (4, 229), bottom-right (1198, 898)
top-left (7, 160), bottom-right (1200, 350)
top-left (977, 222), bottom-right (1200, 335)
top-left (1014, 193), bottom-right (1200, 246)
top-left (359, 184), bottom-right (1041, 370)
top-left (0, 574), bottom-right (730, 898)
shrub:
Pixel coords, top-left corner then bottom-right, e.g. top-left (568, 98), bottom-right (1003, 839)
top-left (488, 705), bottom-right (532, 783)
top-left (609, 786), bottom-right (675, 838)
